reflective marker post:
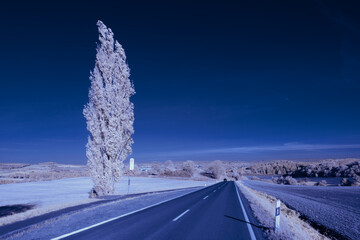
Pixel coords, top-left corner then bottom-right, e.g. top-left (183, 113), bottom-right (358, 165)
top-left (127, 158), bottom-right (135, 194)
top-left (275, 200), bottom-right (280, 232)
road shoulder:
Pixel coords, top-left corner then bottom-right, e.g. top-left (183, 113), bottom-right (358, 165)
top-left (237, 181), bottom-right (329, 240)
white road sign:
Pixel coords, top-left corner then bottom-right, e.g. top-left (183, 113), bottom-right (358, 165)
top-left (129, 158), bottom-right (135, 171)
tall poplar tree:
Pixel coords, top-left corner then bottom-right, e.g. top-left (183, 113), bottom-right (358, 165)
top-left (84, 21), bottom-right (135, 197)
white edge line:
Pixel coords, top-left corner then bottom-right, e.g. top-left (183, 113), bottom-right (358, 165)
top-left (203, 195), bottom-right (209, 200)
top-left (172, 209), bottom-right (190, 221)
top-left (51, 185), bottom-right (214, 240)
top-left (235, 183), bottom-right (257, 240)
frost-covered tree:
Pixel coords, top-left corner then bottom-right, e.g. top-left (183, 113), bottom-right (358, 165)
top-left (164, 160), bottom-right (176, 172)
top-left (182, 160), bottom-right (196, 177)
top-left (84, 20), bottom-right (135, 197)
top-left (208, 160), bottom-right (226, 179)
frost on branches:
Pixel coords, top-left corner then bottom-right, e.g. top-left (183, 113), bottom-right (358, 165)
top-left (83, 21), bottom-right (135, 197)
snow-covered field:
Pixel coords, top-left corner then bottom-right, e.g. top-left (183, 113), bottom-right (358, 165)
top-left (3, 187), bottom-right (202, 240)
top-left (0, 163), bottom-right (87, 184)
top-left (237, 181), bottom-right (329, 240)
top-left (0, 176), bottom-right (214, 226)
top-left (242, 179), bottom-right (360, 240)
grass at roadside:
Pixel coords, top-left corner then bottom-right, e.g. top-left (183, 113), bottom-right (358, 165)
top-left (236, 181), bottom-right (329, 240)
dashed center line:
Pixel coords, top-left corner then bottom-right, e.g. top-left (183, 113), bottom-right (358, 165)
top-left (203, 195), bottom-right (209, 200)
top-left (173, 209), bottom-right (190, 221)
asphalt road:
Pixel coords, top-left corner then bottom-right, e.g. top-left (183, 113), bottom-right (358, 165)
top-left (53, 182), bottom-right (260, 240)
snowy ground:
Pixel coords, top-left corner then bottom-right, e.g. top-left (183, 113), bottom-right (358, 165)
top-left (0, 176), bottom-right (214, 226)
top-left (242, 179), bottom-right (360, 240)
top-left (2, 187), bottom-right (202, 240)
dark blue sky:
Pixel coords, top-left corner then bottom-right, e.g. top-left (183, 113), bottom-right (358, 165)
top-left (1, 0), bottom-right (360, 164)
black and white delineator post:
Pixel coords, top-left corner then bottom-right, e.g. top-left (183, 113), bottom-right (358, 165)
top-left (275, 200), bottom-right (281, 232)
top-left (127, 158), bottom-right (135, 194)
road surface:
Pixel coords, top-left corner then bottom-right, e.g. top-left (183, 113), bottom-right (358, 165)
top-left (53, 182), bottom-right (260, 240)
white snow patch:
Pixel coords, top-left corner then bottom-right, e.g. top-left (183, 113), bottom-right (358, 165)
top-left (0, 176), bottom-right (212, 226)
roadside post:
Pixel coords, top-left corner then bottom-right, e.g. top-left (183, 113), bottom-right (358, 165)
top-left (275, 200), bottom-right (281, 232)
top-left (128, 158), bottom-right (134, 194)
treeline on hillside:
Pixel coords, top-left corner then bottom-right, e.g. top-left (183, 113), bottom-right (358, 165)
top-left (3, 158), bottom-right (359, 186)
top-left (128, 160), bottom-right (231, 181)
top-left (239, 160), bottom-right (300, 175)
top-left (290, 159), bottom-right (360, 178)
top-left (127, 158), bottom-right (360, 185)
top-left (237, 158), bottom-right (360, 178)
top-left (239, 158), bottom-right (360, 186)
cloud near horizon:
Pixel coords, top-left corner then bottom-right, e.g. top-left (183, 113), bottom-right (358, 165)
top-left (155, 143), bottom-right (360, 157)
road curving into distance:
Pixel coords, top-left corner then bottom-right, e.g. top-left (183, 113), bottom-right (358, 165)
top-left (52, 181), bottom-right (263, 240)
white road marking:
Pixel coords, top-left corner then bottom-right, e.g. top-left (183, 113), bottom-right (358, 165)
top-left (203, 195), bottom-right (209, 199)
top-left (213, 190), bottom-right (216, 192)
top-left (172, 209), bottom-right (190, 221)
top-left (51, 187), bottom-right (210, 240)
top-left (235, 183), bottom-right (257, 240)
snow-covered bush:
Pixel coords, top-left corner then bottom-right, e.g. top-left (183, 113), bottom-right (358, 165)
top-left (272, 177), bottom-right (280, 184)
top-left (340, 177), bottom-right (359, 186)
top-left (208, 160), bottom-right (226, 179)
top-left (146, 160), bottom-right (198, 178)
top-left (182, 160), bottom-right (196, 177)
top-left (272, 176), bottom-right (297, 185)
top-left (84, 21), bottom-right (135, 197)
top-left (286, 176), bottom-right (298, 185)
top-left (340, 178), bottom-right (352, 186)
top-left (314, 180), bottom-right (327, 186)
top-left (352, 175), bottom-right (360, 185)
top-left (163, 160), bottom-right (176, 176)
top-left (229, 168), bottom-right (240, 180)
